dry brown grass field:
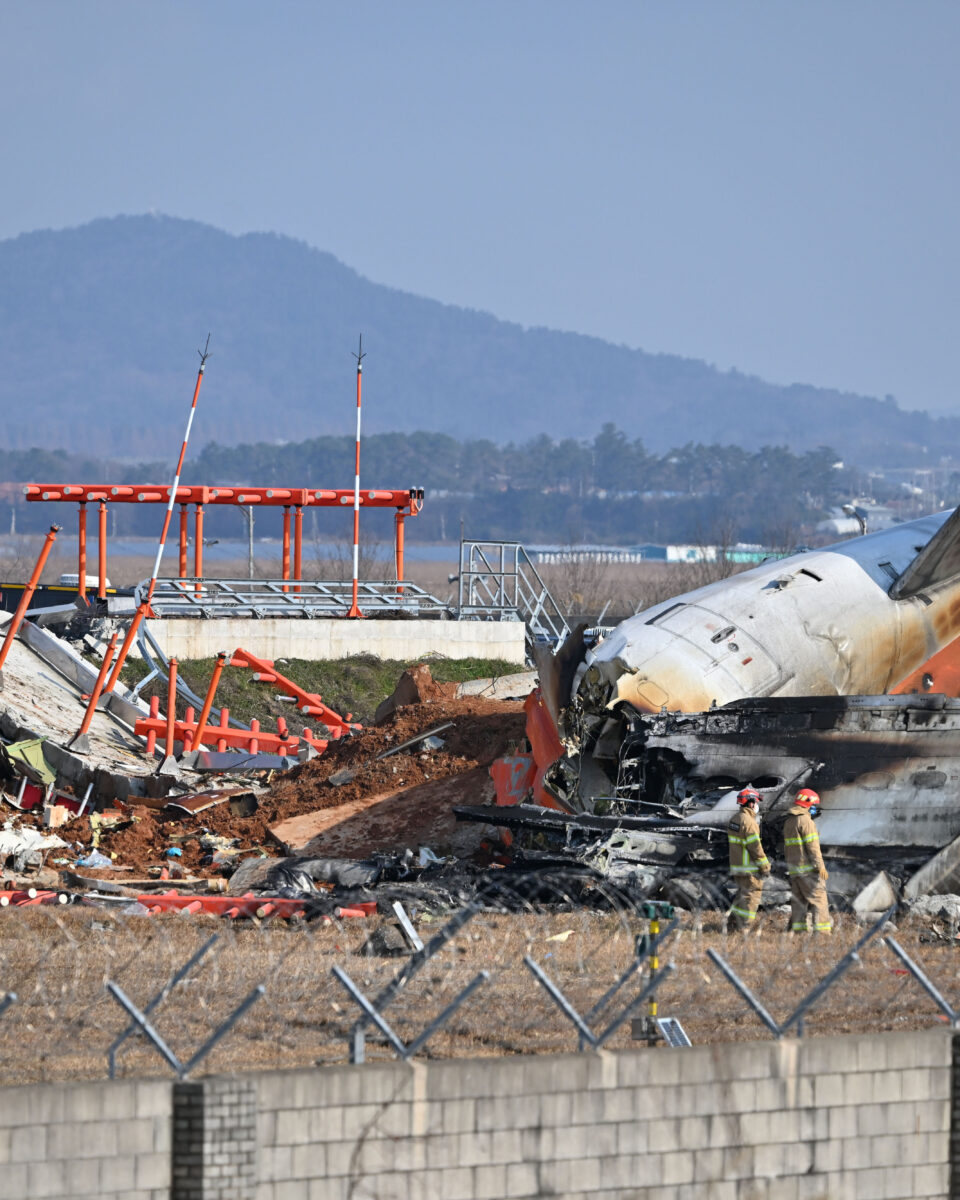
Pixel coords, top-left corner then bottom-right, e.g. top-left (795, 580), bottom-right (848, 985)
top-left (0, 903), bottom-right (955, 1085)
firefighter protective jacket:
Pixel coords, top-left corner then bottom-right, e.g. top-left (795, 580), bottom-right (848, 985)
top-left (783, 805), bottom-right (825, 875)
top-left (727, 808), bottom-right (770, 876)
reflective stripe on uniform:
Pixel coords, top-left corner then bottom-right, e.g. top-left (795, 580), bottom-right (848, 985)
top-left (814, 922), bottom-right (832, 933)
top-left (731, 906), bottom-right (756, 920)
top-left (791, 922), bottom-right (808, 931)
top-left (729, 832), bottom-right (769, 875)
top-left (787, 864), bottom-right (817, 875)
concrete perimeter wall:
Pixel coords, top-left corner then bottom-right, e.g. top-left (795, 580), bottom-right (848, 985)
top-left (0, 1029), bottom-right (953, 1200)
top-left (140, 617), bottom-right (527, 664)
top-left (0, 1076), bottom-right (171, 1198)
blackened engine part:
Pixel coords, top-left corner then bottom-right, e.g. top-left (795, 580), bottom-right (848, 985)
top-left (228, 855), bottom-right (383, 896)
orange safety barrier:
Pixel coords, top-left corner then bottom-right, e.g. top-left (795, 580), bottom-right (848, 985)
top-left (229, 647), bottom-right (360, 738)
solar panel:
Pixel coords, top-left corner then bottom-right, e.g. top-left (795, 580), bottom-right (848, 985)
top-left (656, 1017), bottom-right (692, 1048)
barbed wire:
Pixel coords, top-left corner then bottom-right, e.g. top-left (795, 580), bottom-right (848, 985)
top-left (0, 874), bottom-right (958, 1082)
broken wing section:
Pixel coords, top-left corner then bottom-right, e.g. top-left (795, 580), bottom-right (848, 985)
top-left (890, 504), bottom-right (960, 599)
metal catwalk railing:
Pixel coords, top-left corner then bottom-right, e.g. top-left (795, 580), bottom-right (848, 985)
top-left (137, 577), bottom-right (451, 619)
top-left (458, 540), bottom-right (571, 654)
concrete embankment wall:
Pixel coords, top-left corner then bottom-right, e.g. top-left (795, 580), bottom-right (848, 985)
top-left (139, 617), bottom-right (527, 664)
top-left (0, 1029), bottom-right (954, 1200)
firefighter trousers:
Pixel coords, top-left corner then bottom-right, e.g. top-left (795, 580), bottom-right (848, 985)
top-left (730, 875), bottom-right (765, 929)
top-left (789, 874), bottom-right (832, 933)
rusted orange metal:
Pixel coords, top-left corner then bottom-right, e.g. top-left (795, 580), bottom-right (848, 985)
top-left (486, 690), bottom-right (570, 816)
top-left (489, 755), bottom-right (536, 806)
top-left (524, 687), bottom-right (569, 811)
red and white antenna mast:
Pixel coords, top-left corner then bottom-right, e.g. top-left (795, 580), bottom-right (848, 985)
top-left (105, 335), bottom-right (211, 692)
top-left (348, 334), bottom-right (365, 618)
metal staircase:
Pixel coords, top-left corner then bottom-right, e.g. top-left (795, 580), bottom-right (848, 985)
top-left (457, 540), bottom-right (570, 658)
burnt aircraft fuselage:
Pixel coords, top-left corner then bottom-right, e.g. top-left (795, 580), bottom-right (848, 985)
top-left (626, 693), bottom-right (960, 848)
top-left (575, 511), bottom-right (960, 719)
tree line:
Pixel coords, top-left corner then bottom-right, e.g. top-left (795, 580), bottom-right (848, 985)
top-left (0, 428), bottom-right (923, 546)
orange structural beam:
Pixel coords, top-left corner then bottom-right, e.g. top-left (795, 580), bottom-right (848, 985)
top-left (229, 647), bottom-right (359, 737)
top-left (97, 500), bottom-right (107, 599)
top-left (25, 484), bottom-right (424, 510)
top-left (134, 712), bottom-right (328, 756)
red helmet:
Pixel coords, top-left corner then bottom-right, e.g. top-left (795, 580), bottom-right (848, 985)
top-left (737, 787), bottom-right (761, 806)
top-left (795, 788), bottom-right (821, 807)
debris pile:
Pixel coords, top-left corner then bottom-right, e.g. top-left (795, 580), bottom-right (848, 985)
top-left (0, 658), bottom-right (530, 917)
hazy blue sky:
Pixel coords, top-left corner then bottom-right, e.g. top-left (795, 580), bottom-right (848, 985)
top-left (1, 2), bottom-right (957, 414)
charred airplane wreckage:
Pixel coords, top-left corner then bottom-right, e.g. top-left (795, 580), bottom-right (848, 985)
top-left (466, 507), bottom-right (960, 912)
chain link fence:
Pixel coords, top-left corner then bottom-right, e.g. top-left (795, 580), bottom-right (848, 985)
top-left (1, 872), bottom-right (959, 1084)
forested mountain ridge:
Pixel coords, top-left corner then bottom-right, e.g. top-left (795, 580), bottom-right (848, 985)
top-left (0, 214), bottom-right (954, 464)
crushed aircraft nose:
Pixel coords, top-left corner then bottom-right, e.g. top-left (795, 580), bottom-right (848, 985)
top-left (570, 506), bottom-right (960, 726)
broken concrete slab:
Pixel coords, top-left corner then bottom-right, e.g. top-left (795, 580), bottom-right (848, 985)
top-left (852, 870), bottom-right (898, 915)
top-left (907, 893), bottom-right (960, 923)
top-left (904, 833), bottom-right (960, 900)
top-left (373, 663), bottom-right (454, 725)
top-left (456, 671), bottom-right (538, 701)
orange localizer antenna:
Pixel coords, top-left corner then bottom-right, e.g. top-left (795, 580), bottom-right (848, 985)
top-left (104, 336), bottom-right (211, 693)
top-left (348, 335), bottom-right (365, 618)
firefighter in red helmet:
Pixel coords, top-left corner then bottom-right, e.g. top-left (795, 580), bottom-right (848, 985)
top-left (783, 788), bottom-right (832, 933)
top-left (727, 786), bottom-right (771, 929)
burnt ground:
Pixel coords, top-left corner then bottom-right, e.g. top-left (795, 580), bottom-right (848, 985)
top-left (0, 905), bottom-right (957, 1085)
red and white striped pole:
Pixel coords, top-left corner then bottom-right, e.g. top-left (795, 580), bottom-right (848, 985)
top-left (104, 336), bottom-right (211, 693)
top-left (347, 335), bottom-right (365, 618)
